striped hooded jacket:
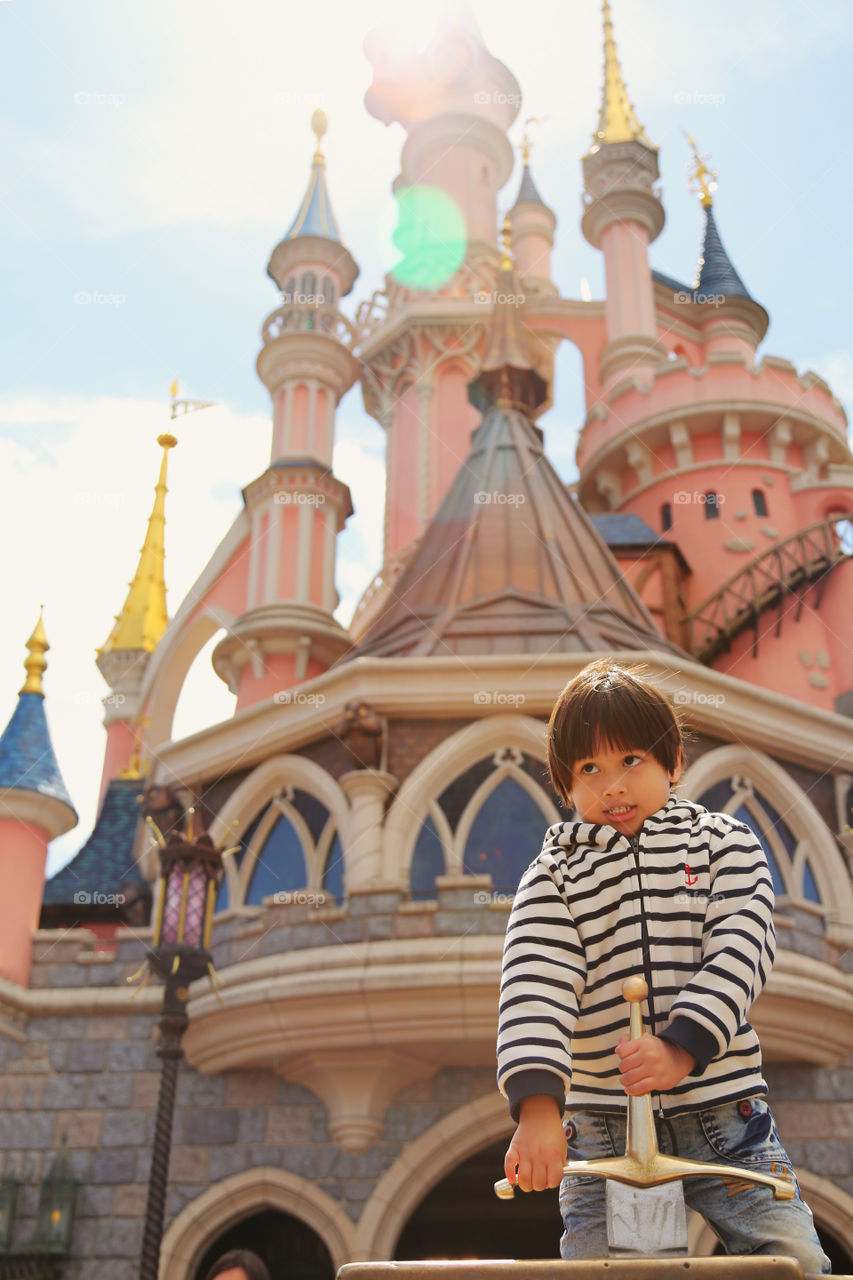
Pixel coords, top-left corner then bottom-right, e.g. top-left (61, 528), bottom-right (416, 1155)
top-left (497, 795), bottom-right (776, 1119)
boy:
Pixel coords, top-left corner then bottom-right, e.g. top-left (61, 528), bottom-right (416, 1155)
top-left (497, 660), bottom-right (829, 1272)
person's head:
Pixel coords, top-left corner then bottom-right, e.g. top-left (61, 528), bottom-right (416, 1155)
top-left (547, 660), bottom-right (684, 836)
top-left (204, 1250), bottom-right (271, 1280)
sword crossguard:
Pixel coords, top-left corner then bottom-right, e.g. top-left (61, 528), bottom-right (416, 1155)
top-left (495, 976), bottom-right (795, 1203)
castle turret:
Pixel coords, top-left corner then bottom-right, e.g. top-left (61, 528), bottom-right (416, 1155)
top-left (212, 112), bottom-right (358, 707)
top-left (581, 0), bottom-right (666, 387)
top-left (96, 432), bottom-right (175, 806)
top-left (0, 615), bottom-right (76, 986)
top-left (507, 129), bottom-right (557, 294)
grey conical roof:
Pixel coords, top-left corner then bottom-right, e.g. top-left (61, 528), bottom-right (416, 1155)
top-left (694, 204), bottom-right (752, 300)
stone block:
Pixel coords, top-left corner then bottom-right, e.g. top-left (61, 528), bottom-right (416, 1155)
top-left (433, 1069), bottom-right (474, 1107)
top-left (87, 1015), bottom-right (130, 1040)
top-left (763, 1064), bottom-right (814, 1100)
top-left (267, 1106), bottom-right (313, 1145)
top-left (88, 1074), bottom-right (134, 1108)
top-left (382, 1107), bottom-right (410, 1143)
top-left (76, 1185), bottom-right (115, 1218)
top-left (27, 1015), bottom-right (86, 1041)
top-left (169, 1145), bottom-right (211, 1183)
top-left (90, 1147), bottom-right (137, 1183)
top-left (177, 1070), bottom-right (227, 1107)
top-left (281, 1145), bottom-right (317, 1178)
top-left (436, 886), bottom-right (485, 911)
top-left (50, 964), bottom-right (89, 987)
top-left (48, 1042), bottom-right (68, 1070)
top-left (409, 1105), bottom-right (442, 1137)
top-left (8, 1112), bottom-right (55, 1148)
top-left (392, 912), bottom-right (435, 939)
top-left (169, 1183), bottom-right (205, 1217)
top-left (87, 962), bottom-right (121, 986)
top-left (803, 1138), bottom-right (851, 1176)
top-left (290, 923), bottom-right (333, 949)
top-left (247, 1146), bottom-right (284, 1167)
top-left (208, 1145), bottom-right (249, 1181)
top-left (365, 914), bottom-right (394, 941)
top-left (100, 1109), bottom-right (150, 1146)
top-left (434, 911), bottom-right (482, 936)
top-left (344, 1179), bottom-right (374, 1202)
top-left (68, 1218), bottom-right (97, 1259)
top-left (44, 1070), bottom-right (89, 1111)
top-left (112, 1183), bottom-right (148, 1216)
top-left (132, 1073), bottom-right (161, 1109)
top-left (257, 927), bottom-right (293, 958)
top-left (129, 1014), bottom-right (156, 1039)
top-left (185, 1108), bottom-right (239, 1145)
top-left (813, 1068), bottom-right (853, 1100)
top-left (67, 1042), bottom-right (108, 1073)
top-left (225, 1070), bottom-right (278, 1108)
top-left (238, 1108), bottom-right (267, 1144)
top-left (349, 891), bottom-right (402, 917)
top-left (275, 1080), bottom-right (319, 1105)
top-left (74, 1262), bottom-right (135, 1280)
top-left (94, 1217), bottom-right (142, 1257)
top-left (107, 1040), bottom-right (150, 1072)
top-left (56, 1109), bottom-right (104, 1148)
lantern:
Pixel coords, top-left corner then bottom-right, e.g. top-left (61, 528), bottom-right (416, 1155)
top-left (149, 812), bottom-right (225, 985)
top-left (31, 1136), bottom-right (76, 1254)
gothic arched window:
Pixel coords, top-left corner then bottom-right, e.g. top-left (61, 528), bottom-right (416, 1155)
top-left (411, 811), bottom-right (446, 900)
top-left (463, 776), bottom-right (548, 892)
top-left (246, 812), bottom-right (308, 905)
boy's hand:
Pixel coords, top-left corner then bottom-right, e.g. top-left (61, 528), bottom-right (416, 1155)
top-left (504, 1095), bottom-right (567, 1192)
top-left (616, 1032), bottom-right (695, 1094)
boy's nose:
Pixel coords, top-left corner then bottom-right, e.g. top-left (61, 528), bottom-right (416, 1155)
top-left (603, 774), bottom-right (627, 795)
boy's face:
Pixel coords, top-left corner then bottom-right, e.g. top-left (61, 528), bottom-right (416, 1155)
top-left (568, 741), bottom-right (681, 837)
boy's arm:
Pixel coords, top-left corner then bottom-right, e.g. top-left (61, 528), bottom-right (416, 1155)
top-left (665, 816), bottom-right (776, 1068)
top-left (497, 852), bottom-right (586, 1109)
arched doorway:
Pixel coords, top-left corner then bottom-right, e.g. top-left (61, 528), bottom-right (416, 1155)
top-left (394, 1138), bottom-right (561, 1260)
top-left (194, 1208), bottom-right (334, 1280)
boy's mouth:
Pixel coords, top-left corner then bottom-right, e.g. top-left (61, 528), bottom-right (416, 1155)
top-left (605, 804), bottom-right (636, 820)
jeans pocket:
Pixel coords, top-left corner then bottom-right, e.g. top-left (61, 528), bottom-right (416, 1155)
top-left (698, 1098), bottom-right (788, 1167)
top-left (564, 1110), bottom-right (617, 1161)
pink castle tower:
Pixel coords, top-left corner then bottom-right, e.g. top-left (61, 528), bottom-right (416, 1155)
top-left (0, 615), bottom-right (76, 985)
top-left (573, 13), bottom-right (853, 714)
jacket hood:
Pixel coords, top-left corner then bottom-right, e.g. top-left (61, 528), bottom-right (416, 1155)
top-left (551, 793), bottom-right (704, 855)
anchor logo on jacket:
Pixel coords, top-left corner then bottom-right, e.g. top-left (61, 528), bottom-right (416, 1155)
top-left (684, 864), bottom-right (698, 886)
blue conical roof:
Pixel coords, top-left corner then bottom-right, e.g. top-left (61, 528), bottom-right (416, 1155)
top-left (43, 778), bottom-right (142, 907)
top-left (511, 161), bottom-right (548, 209)
top-left (284, 156), bottom-right (343, 242)
top-left (694, 204), bottom-right (752, 300)
top-left (0, 692), bottom-right (75, 810)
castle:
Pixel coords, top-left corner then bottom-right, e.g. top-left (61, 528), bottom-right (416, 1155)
top-left (1, 3), bottom-right (853, 1276)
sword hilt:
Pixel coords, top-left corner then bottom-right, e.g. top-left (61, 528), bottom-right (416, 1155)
top-left (495, 976), bottom-right (795, 1202)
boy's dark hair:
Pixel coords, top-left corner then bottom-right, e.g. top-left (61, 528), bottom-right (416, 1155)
top-left (204, 1250), bottom-right (271, 1280)
top-left (547, 659), bottom-right (684, 806)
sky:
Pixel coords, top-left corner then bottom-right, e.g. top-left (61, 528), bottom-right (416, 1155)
top-left (1, 0), bottom-right (852, 874)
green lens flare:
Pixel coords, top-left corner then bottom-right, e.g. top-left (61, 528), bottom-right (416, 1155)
top-left (390, 185), bottom-right (467, 290)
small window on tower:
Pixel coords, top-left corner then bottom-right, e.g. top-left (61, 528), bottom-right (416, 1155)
top-left (661, 503), bottom-right (672, 532)
top-left (752, 489), bottom-right (768, 517)
top-left (704, 492), bottom-right (720, 519)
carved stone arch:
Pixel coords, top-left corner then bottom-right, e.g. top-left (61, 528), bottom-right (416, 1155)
top-left (235, 793), bottom-right (318, 906)
top-left (351, 1092), bottom-right (513, 1261)
top-left (210, 756), bottom-right (351, 907)
top-left (680, 744), bottom-right (853, 937)
top-left (453, 756), bottom-right (559, 874)
top-left (142, 604), bottom-right (237, 749)
top-left (796, 1168), bottom-right (853, 1258)
top-left (381, 715), bottom-right (551, 884)
top-left (158, 1166), bottom-right (355, 1280)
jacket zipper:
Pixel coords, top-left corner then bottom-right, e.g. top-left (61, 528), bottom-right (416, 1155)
top-left (629, 833), bottom-right (665, 1120)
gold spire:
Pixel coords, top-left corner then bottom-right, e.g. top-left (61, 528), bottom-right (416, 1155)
top-left (685, 131), bottom-right (718, 208)
top-left (520, 117), bottom-right (540, 165)
top-left (311, 108), bottom-right (327, 163)
top-left (591, 0), bottom-right (655, 151)
top-left (499, 214), bottom-right (513, 269)
top-left (19, 609), bottom-right (48, 696)
top-left (98, 434), bottom-right (177, 656)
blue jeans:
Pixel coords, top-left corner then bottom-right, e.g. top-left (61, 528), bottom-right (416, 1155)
top-left (559, 1099), bottom-right (830, 1274)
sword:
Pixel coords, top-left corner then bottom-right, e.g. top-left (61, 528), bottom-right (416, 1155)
top-left (495, 977), bottom-right (794, 1256)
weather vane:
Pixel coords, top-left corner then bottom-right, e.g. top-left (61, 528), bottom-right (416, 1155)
top-left (169, 378), bottom-right (216, 420)
top-left (685, 132), bottom-right (717, 208)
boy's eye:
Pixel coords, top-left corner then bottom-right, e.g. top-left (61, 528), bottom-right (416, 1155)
top-left (578, 762), bottom-right (598, 775)
top-left (623, 754), bottom-right (643, 767)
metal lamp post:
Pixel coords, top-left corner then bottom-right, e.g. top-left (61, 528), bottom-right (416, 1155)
top-left (138, 816), bottom-right (224, 1280)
